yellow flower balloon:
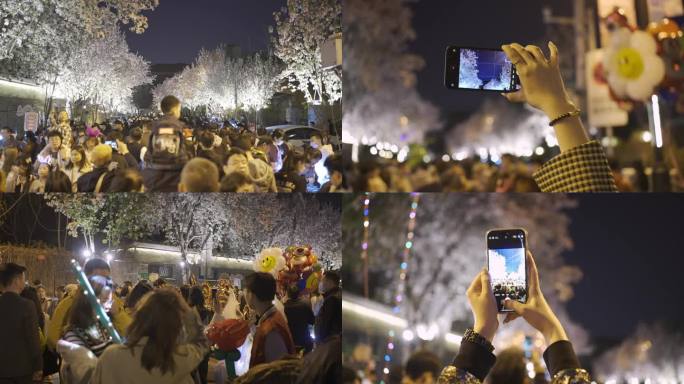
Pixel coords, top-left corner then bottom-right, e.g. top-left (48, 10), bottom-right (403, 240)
top-left (253, 247), bottom-right (285, 277)
top-left (606, 28), bottom-right (665, 100)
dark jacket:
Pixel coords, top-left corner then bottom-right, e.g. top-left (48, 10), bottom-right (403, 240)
top-left (141, 167), bottom-right (181, 192)
top-left (0, 291), bottom-right (43, 378)
top-left (296, 335), bottom-right (341, 384)
top-left (284, 298), bottom-right (315, 352)
top-left (276, 171), bottom-right (307, 193)
top-left (77, 166), bottom-right (116, 192)
top-left (128, 142), bottom-right (144, 164)
top-left (112, 152), bottom-right (137, 170)
top-left (314, 287), bottom-right (341, 342)
top-left (439, 339), bottom-right (591, 383)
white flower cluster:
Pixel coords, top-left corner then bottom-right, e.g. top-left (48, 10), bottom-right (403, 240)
top-left (152, 47), bottom-right (282, 116)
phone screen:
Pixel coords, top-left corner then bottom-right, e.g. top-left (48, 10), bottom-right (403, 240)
top-left (105, 140), bottom-right (118, 151)
top-left (486, 228), bottom-right (527, 312)
top-left (445, 47), bottom-right (520, 92)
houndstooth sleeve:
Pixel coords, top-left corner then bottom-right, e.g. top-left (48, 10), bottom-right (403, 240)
top-left (533, 141), bottom-right (618, 192)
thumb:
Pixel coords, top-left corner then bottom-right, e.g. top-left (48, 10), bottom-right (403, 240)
top-left (503, 298), bottom-right (525, 315)
top-left (480, 269), bottom-right (492, 296)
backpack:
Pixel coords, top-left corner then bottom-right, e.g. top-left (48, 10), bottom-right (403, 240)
top-left (146, 125), bottom-right (189, 171)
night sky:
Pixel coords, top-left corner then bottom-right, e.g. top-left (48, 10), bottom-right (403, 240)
top-left (408, 0), bottom-right (572, 117)
top-left (125, 0), bottom-right (287, 64)
top-left (566, 194), bottom-right (684, 341)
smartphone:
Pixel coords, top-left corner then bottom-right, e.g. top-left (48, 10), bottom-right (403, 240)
top-left (105, 140), bottom-right (118, 151)
top-left (211, 287), bottom-right (218, 299)
top-left (486, 228), bottom-right (528, 312)
top-left (445, 46), bottom-right (521, 92)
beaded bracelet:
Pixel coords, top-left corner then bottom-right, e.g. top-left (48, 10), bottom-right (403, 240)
top-left (549, 109), bottom-right (581, 126)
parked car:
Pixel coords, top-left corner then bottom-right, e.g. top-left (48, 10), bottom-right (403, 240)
top-left (265, 125), bottom-right (340, 149)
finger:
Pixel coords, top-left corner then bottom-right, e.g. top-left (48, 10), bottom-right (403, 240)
top-left (467, 269), bottom-right (484, 296)
top-left (525, 45), bottom-right (547, 65)
top-left (527, 251), bottom-right (540, 293)
top-left (502, 44), bottom-right (525, 67)
top-left (503, 298), bottom-right (525, 315)
top-left (548, 41), bottom-right (559, 67)
top-left (480, 269), bottom-right (492, 296)
top-left (509, 43), bottom-right (536, 66)
top-left (503, 312), bottom-right (520, 324)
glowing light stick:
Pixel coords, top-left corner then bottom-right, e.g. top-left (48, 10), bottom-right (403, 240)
top-left (70, 259), bottom-right (123, 344)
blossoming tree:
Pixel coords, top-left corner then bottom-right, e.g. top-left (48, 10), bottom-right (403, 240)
top-left (271, 0), bottom-right (342, 104)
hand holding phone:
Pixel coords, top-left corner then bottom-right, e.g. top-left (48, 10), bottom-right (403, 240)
top-left (502, 251), bottom-right (569, 345)
top-left (466, 269), bottom-right (499, 342)
top-left (500, 43), bottom-right (574, 117)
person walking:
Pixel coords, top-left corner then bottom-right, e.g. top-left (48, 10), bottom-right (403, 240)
top-left (0, 263), bottom-right (43, 384)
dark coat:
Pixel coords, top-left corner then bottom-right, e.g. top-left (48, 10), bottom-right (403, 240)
top-left (141, 167), bottom-right (181, 192)
top-left (284, 298), bottom-right (315, 352)
top-left (77, 166), bottom-right (115, 192)
top-left (0, 292), bottom-right (42, 378)
top-left (314, 287), bottom-right (341, 342)
top-left (296, 335), bottom-right (341, 384)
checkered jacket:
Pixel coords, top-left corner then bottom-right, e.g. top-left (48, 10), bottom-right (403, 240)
top-left (438, 366), bottom-right (592, 384)
top-left (533, 141), bottom-right (618, 192)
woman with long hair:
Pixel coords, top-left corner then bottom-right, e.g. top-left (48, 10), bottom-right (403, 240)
top-left (6, 155), bottom-right (33, 192)
top-left (91, 288), bottom-right (209, 384)
top-left (275, 151), bottom-right (307, 192)
top-left (1, 147), bottom-right (18, 178)
top-left (64, 146), bottom-right (93, 192)
top-left (45, 169), bottom-right (74, 192)
top-left (61, 275), bottom-right (115, 357)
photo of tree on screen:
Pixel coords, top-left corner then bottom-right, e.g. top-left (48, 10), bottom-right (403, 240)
top-left (488, 247), bottom-right (527, 309)
top-left (459, 48), bottom-right (518, 91)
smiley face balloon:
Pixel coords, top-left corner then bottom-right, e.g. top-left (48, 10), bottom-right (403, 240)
top-left (253, 247), bottom-right (285, 277)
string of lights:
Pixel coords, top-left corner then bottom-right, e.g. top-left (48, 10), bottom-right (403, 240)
top-left (380, 193), bottom-right (420, 383)
top-left (361, 193), bottom-right (371, 298)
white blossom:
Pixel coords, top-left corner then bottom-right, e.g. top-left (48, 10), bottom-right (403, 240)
top-left (271, 0), bottom-right (342, 103)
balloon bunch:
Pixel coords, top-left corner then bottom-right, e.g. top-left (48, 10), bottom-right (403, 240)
top-left (253, 245), bottom-right (323, 295)
top-left (601, 8), bottom-right (684, 103)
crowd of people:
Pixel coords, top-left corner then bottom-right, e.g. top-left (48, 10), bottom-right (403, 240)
top-left (347, 154), bottom-right (545, 193)
top-left (346, 152), bottom-right (684, 193)
top-left (0, 257), bottom-right (342, 383)
top-left (0, 95), bottom-right (345, 193)
top-left (343, 251), bottom-right (593, 384)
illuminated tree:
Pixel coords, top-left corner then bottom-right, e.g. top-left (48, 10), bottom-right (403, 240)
top-left (271, 0), bottom-right (342, 103)
top-left (458, 49), bottom-right (482, 89)
top-left (342, 194), bottom-right (589, 352)
top-left (152, 48), bottom-right (282, 120)
top-left (446, 98), bottom-right (556, 158)
top-left (342, 0), bottom-right (439, 146)
top-left (0, 0), bottom-right (158, 79)
top-left (44, 193), bottom-right (152, 252)
top-left (242, 53), bottom-right (283, 112)
top-left (54, 29), bottom-right (152, 118)
top-left (220, 194), bottom-right (341, 269)
top-left (595, 323), bottom-right (684, 382)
